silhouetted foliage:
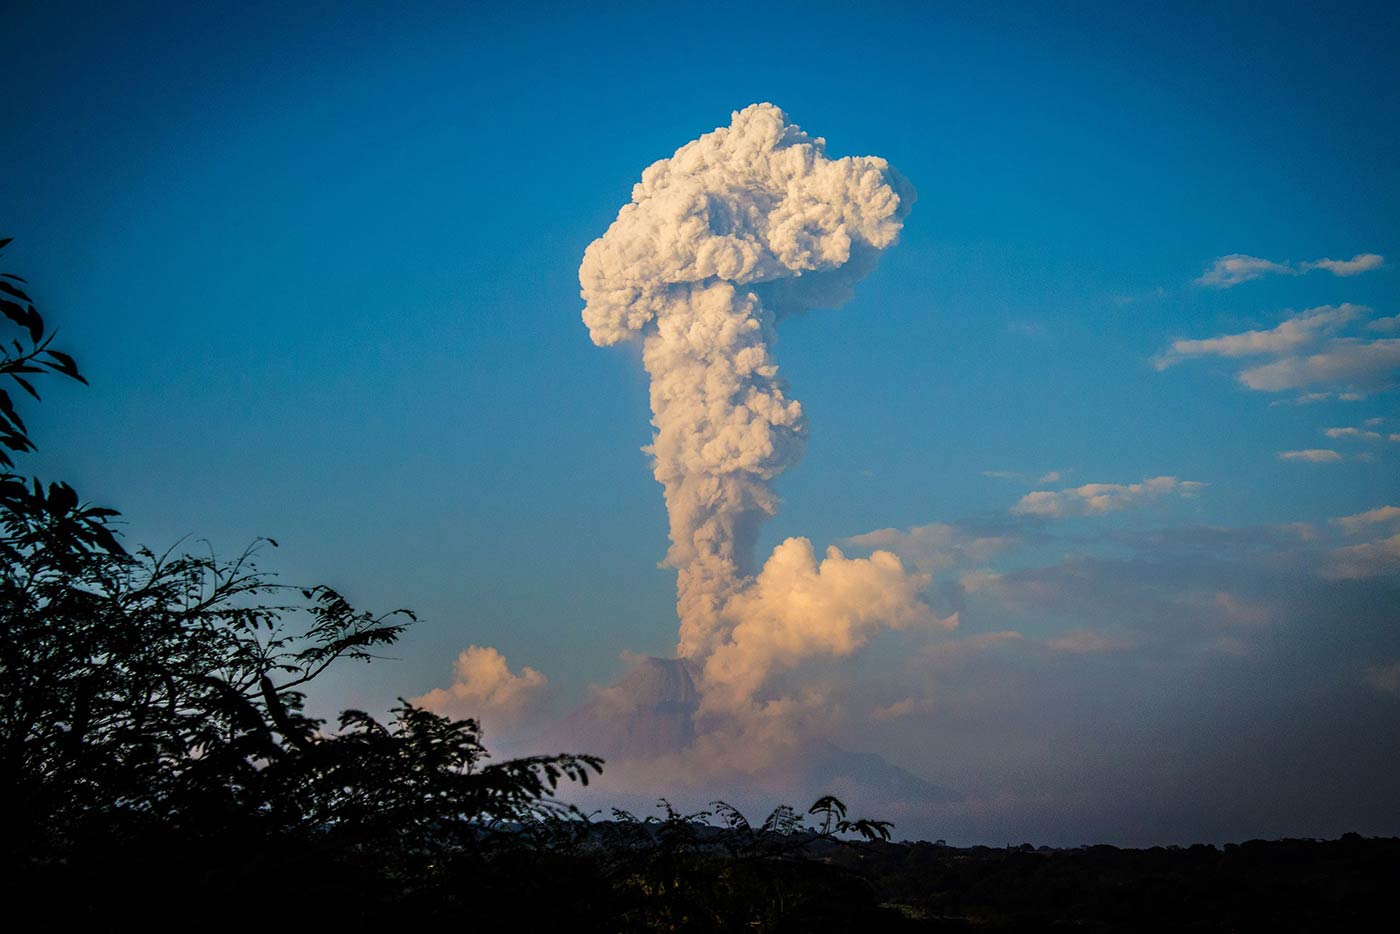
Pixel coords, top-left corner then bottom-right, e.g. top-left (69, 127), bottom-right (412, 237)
top-left (0, 239), bottom-right (603, 914)
top-left (2, 238), bottom-right (911, 928)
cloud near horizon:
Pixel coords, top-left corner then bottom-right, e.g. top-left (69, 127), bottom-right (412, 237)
top-left (1012, 476), bottom-right (1206, 518)
top-left (843, 522), bottom-right (1019, 574)
top-left (1325, 534), bottom-right (1400, 579)
top-left (412, 645), bottom-right (548, 732)
top-left (1045, 627), bottom-right (1138, 654)
top-left (1363, 662), bottom-right (1400, 695)
top-left (1323, 505), bottom-right (1400, 579)
top-left (1333, 505), bottom-right (1400, 536)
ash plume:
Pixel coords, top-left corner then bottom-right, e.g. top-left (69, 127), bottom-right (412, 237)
top-left (582, 105), bottom-right (939, 710)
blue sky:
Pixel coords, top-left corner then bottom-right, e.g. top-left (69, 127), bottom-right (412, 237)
top-left (4, 1), bottom-right (1399, 843)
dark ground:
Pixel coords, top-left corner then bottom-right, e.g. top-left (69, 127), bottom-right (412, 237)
top-left (18, 822), bottom-right (1398, 931)
top-left (815, 832), bottom-right (1398, 931)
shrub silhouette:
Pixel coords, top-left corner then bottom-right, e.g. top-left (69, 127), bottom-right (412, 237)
top-left (0, 239), bottom-right (599, 911)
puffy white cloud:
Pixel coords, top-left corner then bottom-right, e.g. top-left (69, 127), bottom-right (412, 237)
top-left (580, 103), bottom-right (914, 662)
top-left (1276, 449), bottom-right (1343, 463)
top-left (1194, 254), bottom-right (1295, 288)
top-left (1333, 505), bottom-right (1400, 536)
top-left (699, 538), bottom-right (948, 713)
top-left (1012, 476), bottom-right (1206, 518)
top-left (1153, 304), bottom-right (1362, 369)
top-left (412, 645), bottom-right (548, 731)
top-left (1368, 315), bottom-right (1400, 333)
top-left (1301, 253), bottom-right (1384, 276)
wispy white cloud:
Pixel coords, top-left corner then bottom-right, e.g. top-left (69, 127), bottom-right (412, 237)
top-left (981, 469), bottom-right (1067, 486)
top-left (1277, 448), bottom-right (1343, 463)
top-left (1239, 338), bottom-right (1400, 392)
top-left (1045, 628), bottom-right (1137, 654)
top-left (1333, 505), bottom-right (1400, 536)
top-left (1154, 304), bottom-right (1362, 369)
top-left (1211, 591), bottom-right (1277, 627)
top-left (1006, 320), bottom-right (1049, 339)
top-left (1270, 390), bottom-right (1366, 406)
top-left (1194, 252), bottom-right (1384, 288)
top-left (1194, 254), bottom-right (1295, 288)
top-left (1158, 304), bottom-right (1400, 397)
top-left (1325, 533), bottom-right (1400, 579)
top-left (1324, 426), bottom-right (1384, 442)
top-left (1321, 506), bottom-right (1400, 578)
top-left (844, 523), bottom-right (1018, 574)
top-left (871, 696), bottom-right (935, 720)
top-left (1012, 476), bottom-right (1206, 518)
top-left (1300, 253), bottom-right (1385, 276)
top-left (916, 630), bottom-right (1024, 669)
top-left (1111, 286), bottom-right (1168, 306)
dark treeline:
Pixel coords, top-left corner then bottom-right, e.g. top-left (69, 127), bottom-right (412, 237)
top-left (4, 239), bottom-right (1394, 931)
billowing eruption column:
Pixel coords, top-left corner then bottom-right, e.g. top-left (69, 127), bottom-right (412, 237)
top-left (581, 104), bottom-right (916, 667)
